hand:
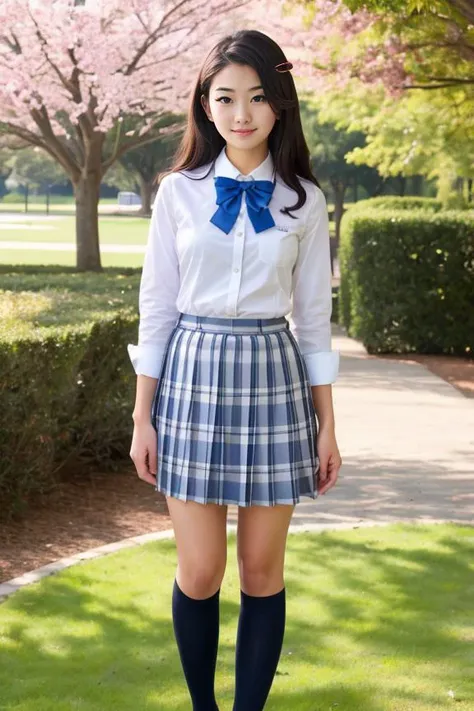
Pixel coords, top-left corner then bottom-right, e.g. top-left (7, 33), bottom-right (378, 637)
top-left (129, 421), bottom-right (158, 486)
top-left (316, 426), bottom-right (342, 496)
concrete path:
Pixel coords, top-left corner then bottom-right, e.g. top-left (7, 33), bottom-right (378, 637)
top-left (1, 324), bottom-right (473, 601)
top-left (294, 328), bottom-right (474, 526)
top-left (233, 325), bottom-right (474, 529)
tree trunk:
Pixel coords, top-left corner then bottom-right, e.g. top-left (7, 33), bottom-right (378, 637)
top-left (468, 177), bottom-right (472, 203)
top-left (74, 173), bottom-right (102, 271)
top-left (330, 181), bottom-right (346, 276)
top-left (411, 174), bottom-right (423, 195)
top-left (138, 175), bottom-right (154, 216)
top-left (333, 184), bottom-right (346, 244)
top-left (353, 175), bottom-right (358, 203)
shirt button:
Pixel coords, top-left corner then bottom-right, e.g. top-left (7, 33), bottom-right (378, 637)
top-left (233, 267), bottom-right (240, 273)
top-left (236, 231), bottom-right (243, 238)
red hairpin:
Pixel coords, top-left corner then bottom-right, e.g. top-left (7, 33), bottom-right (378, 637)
top-left (275, 61), bottom-right (293, 73)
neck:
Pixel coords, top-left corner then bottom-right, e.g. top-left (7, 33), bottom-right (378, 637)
top-left (225, 143), bottom-right (269, 177)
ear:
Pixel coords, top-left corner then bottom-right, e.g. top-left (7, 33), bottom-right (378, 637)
top-left (201, 94), bottom-right (213, 122)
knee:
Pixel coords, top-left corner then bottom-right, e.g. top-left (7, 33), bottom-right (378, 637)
top-left (178, 561), bottom-right (226, 600)
top-left (238, 556), bottom-right (283, 597)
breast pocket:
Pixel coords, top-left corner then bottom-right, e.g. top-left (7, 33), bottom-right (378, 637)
top-left (257, 229), bottom-right (299, 268)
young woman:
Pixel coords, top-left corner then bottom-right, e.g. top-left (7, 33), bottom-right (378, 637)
top-left (128, 29), bottom-right (342, 711)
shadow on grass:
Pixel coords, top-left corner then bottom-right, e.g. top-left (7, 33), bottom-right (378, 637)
top-left (1, 524), bottom-right (473, 710)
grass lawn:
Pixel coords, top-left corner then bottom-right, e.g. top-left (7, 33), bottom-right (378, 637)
top-left (0, 216), bottom-right (150, 244)
top-left (0, 522), bottom-right (472, 710)
top-left (2, 250), bottom-right (146, 268)
top-left (0, 215), bottom-right (149, 267)
top-left (0, 198), bottom-right (121, 211)
top-left (0, 210), bottom-right (337, 269)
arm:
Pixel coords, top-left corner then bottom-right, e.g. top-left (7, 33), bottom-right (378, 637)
top-left (289, 184), bottom-right (339, 424)
top-left (289, 184), bottom-right (342, 493)
top-left (127, 174), bottom-right (180, 423)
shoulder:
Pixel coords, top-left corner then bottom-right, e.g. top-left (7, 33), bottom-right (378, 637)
top-left (170, 162), bottom-right (214, 184)
top-left (156, 163), bottom-right (213, 200)
top-left (154, 172), bottom-right (175, 203)
top-left (296, 178), bottom-right (327, 214)
top-left (275, 174), bottom-right (327, 213)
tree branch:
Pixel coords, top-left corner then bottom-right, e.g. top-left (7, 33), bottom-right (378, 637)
top-left (28, 7), bottom-right (80, 101)
top-left (29, 106), bottom-right (81, 179)
top-left (450, 0), bottom-right (474, 26)
top-left (102, 128), bottom-right (178, 172)
top-left (405, 78), bottom-right (474, 89)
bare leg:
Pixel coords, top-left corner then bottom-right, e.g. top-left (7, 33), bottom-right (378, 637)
top-left (167, 497), bottom-right (228, 711)
top-left (233, 504), bottom-right (295, 711)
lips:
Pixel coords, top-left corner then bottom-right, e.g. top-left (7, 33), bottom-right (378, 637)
top-left (232, 129), bottom-right (256, 135)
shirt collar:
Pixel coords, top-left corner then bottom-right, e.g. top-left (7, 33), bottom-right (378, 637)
top-left (214, 145), bottom-right (275, 182)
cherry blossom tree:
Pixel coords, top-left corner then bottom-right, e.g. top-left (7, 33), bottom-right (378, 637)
top-left (0, 0), bottom-right (248, 270)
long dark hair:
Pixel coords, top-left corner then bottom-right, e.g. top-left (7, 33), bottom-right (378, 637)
top-left (166, 29), bottom-right (321, 216)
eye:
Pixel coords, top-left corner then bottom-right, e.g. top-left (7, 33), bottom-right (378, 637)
top-left (215, 96), bottom-right (232, 104)
top-left (252, 95), bottom-right (267, 103)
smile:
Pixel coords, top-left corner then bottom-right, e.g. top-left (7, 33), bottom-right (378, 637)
top-left (232, 129), bottom-right (256, 135)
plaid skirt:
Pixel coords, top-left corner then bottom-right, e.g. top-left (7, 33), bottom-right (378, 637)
top-left (151, 313), bottom-right (320, 507)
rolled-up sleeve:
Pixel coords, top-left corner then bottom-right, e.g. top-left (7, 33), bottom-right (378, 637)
top-left (289, 184), bottom-right (340, 385)
top-left (127, 174), bottom-right (180, 378)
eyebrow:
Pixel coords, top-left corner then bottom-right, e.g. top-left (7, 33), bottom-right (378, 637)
top-left (214, 85), bottom-right (263, 92)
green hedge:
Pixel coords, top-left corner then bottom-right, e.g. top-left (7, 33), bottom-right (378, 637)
top-left (1, 265), bottom-right (338, 521)
top-left (347, 196), bottom-right (443, 212)
top-left (0, 266), bottom-right (141, 521)
top-left (338, 208), bottom-right (474, 355)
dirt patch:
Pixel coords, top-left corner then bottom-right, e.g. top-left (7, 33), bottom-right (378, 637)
top-left (375, 353), bottom-right (474, 398)
top-left (1, 352), bottom-right (472, 586)
top-left (0, 467), bottom-right (172, 584)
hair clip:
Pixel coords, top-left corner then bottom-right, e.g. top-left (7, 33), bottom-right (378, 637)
top-left (275, 61), bottom-right (293, 73)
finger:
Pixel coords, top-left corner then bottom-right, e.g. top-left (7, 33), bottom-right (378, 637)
top-left (318, 457), bottom-right (329, 480)
top-left (135, 451), bottom-right (157, 485)
top-left (147, 450), bottom-right (157, 476)
top-left (137, 467), bottom-right (157, 486)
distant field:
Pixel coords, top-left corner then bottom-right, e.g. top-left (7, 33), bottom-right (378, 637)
top-left (0, 197), bottom-right (121, 211)
top-left (0, 213), bottom-right (149, 267)
top-left (0, 216), bottom-right (149, 244)
top-left (1, 198), bottom-right (339, 212)
top-left (0, 208), bottom-right (336, 267)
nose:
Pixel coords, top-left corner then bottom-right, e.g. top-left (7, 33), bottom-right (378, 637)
top-left (234, 102), bottom-right (252, 125)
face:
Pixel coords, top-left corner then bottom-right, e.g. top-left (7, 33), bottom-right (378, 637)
top-left (201, 63), bottom-right (278, 153)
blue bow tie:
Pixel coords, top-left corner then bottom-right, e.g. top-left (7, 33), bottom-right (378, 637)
top-left (210, 176), bottom-right (276, 234)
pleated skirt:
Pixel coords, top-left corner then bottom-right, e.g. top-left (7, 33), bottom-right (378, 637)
top-left (151, 313), bottom-right (320, 507)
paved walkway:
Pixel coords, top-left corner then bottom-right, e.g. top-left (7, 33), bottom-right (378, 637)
top-left (230, 324), bottom-right (472, 530)
top-left (1, 324), bottom-right (473, 600)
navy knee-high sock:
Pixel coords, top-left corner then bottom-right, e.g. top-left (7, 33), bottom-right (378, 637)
top-left (233, 587), bottom-right (286, 711)
top-left (172, 578), bottom-right (220, 711)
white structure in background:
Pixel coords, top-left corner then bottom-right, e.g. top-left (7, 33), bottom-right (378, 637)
top-left (117, 191), bottom-right (141, 207)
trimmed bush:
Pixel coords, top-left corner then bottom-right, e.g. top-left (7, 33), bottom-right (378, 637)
top-left (338, 208), bottom-right (474, 356)
top-left (347, 196), bottom-right (443, 213)
top-left (0, 266), bottom-right (140, 521)
top-left (1, 264), bottom-right (338, 520)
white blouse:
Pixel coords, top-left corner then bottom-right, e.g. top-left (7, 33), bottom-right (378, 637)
top-left (127, 146), bottom-right (340, 385)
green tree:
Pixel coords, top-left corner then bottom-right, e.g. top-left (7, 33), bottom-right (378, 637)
top-left (300, 98), bottom-right (381, 242)
top-left (289, 0), bottom-right (474, 202)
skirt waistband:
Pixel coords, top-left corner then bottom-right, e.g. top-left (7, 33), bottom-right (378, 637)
top-left (177, 313), bottom-right (289, 334)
